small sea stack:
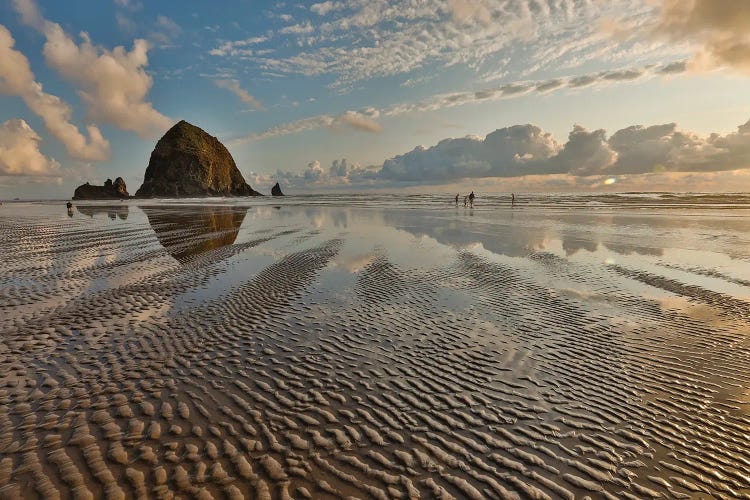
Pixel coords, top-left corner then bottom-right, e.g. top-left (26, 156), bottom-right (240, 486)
top-left (72, 177), bottom-right (129, 200)
top-left (135, 120), bottom-right (261, 198)
top-left (271, 182), bottom-right (284, 196)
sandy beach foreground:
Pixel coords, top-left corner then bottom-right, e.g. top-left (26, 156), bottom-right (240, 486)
top-left (1, 199), bottom-right (749, 499)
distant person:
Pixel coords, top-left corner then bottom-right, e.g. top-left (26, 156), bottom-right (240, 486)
top-left (463, 196), bottom-right (468, 207)
top-left (455, 194), bottom-right (459, 206)
top-left (511, 193), bottom-right (515, 206)
top-left (469, 191), bottom-right (475, 207)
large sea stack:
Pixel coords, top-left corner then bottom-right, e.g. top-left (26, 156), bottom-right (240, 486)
top-left (73, 178), bottom-right (129, 200)
top-left (135, 120), bottom-right (261, 198)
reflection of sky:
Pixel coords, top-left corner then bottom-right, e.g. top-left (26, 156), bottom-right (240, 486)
top-left (10, 201), bottom-right (750, 326)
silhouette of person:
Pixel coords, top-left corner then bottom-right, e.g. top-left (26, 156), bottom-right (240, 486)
top-left (511, 193), bottom-right (515, 206)
top-left (468, 191), bottom-right (475, 207)
top-left (463, 196), bottom-right (468, 207)
top-left (455, 194), bottom-right (459, 206)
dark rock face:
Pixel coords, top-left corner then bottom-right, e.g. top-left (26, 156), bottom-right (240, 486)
top-left (73, 177), bottom-right (129, 200)
top-left (135, 120), bottom-right (261, 198)
top-left (271, 182), bottom-right (284, 196)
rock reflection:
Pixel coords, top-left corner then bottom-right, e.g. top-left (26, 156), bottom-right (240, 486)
top-left (76, 205), bottom-right (129, 220)
top-left (142, 206), bottom-right (248, 262)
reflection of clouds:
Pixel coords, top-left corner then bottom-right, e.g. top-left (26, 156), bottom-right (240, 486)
top-left (603, 242), bottom-right (663, 257)
top-left (380, 209), bottom-right (682, 260)
top-left (384, 211), bottom-right (553, 258)
top-left (561, 231), bottom-right (598, 256)
top-left (332, 252), bottom-right (377, 273)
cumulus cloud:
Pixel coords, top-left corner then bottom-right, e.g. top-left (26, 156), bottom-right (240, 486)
top-left (655, 0), bottom-right (750, 73)
top-left (214, 79), bottom-right (264, 110)
top-left (0, 24), bottom-right (110, 161)
top-left (0, 119), bottom-right (60, 176)
top-left (14, 0), bottom-right (171, 138)
top-left (604, 120), bottom-right (750, 175)
top-left (268, 116), bottom-right (750, 189)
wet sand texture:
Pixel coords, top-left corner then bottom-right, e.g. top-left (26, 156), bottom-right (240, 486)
top-left (1, 203), bottom-right (749, 499)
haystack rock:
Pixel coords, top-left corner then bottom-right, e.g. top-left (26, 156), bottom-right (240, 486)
top-left (73, 177), bottom-right (129, 200)
top-left (271, 182), bottom-right (284, 196)
top-left (135, 120), bottom-right (261, 198)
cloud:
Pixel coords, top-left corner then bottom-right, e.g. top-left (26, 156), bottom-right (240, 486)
top-left (265, 158), bottom-right (379, 189)
top-left (14, 0), bottom-right (171, 138)
top-left (211, 0), bottom-right (663, 89)
top-left (149, 15), bottom-right (182, 46)
top-left (604, 120), bottom-right (750, 175)
top-left (310, 1), bottom-right (341, 16)
top-left (268, 116), bottom-right (750, 189)
top-left (0, 24), bottom-right (110, 161)
top-left (655, 0), bottom-right (750, 73)
top-left (214, 79), bottom-right (264, 110)
top-left (209, 36), bottom-right (269, 57)
top-left (332, 108), bottom-right (381, 132)
top-left (658, 60), bottom-right (687, 74)
top-left (0, 119), bottom-right (61, 176)
top-left (241, 62), bottom-right (682, 141)
top-left (235, 108), bottom-right (382, 142)
top-left (279, 21), bottom-right (314, 35)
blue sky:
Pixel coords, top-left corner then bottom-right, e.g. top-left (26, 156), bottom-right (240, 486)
top-left (2, 0), bottom-right (750, 198)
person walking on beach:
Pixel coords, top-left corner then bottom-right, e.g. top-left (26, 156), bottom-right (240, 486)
top-left (511, 193), bottom-right (515, 206)
top-left (468, 191), bottom-right (475, 207)
top-left (455, 194), bottom-right (459, 206)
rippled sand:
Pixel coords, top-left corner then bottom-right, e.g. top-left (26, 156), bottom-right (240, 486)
top-left (1, 201), bottom-right (750, 499)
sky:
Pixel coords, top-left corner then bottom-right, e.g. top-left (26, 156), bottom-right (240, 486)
top-left (1, 0), bottom-right (750, 198)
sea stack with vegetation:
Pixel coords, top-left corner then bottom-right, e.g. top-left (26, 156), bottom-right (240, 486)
top-left (135, 120), bottom-right (261, 198)
top-left (72, 178), bottom-right (129, 200)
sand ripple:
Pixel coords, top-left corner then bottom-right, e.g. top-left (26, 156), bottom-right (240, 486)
top-left (1, 205), bottom-right (749, 498)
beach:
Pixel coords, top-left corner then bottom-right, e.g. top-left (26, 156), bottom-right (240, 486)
top-left (1, 196), bottom-right (749, 499)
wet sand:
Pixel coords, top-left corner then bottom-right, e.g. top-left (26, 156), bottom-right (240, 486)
top-left (1, 201), bottom-right (749, 499)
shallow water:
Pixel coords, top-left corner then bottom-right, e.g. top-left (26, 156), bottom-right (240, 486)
top-left (1, 199), bottom-right (749, 499)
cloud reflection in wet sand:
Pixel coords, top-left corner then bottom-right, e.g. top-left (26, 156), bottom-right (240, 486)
top-left (0, 202), bottom-right (749, 499)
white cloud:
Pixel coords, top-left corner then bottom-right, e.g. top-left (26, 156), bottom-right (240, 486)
top-left (209, 36), bottom-right (269, 57)
top-left (214, 79), bottom-right (265, 110)
top-left (14, 0), bottom-right (171, 138)
top-left (0, 119), bottom-right (61, 176)
top-left (0, 24), bottom-right (110, 161)
top-left (209, 0), bottom-right (665, 90)
top-left (240, 61), bottom-right (683, 142)
top-left (235, 108), bottom-right (382, 142)
top-left (279, 21), bottom-right (315, 35)
top-left (310, 1), bottom-right (341, 16)
top-left (267, 116), bottom-right (750, 188)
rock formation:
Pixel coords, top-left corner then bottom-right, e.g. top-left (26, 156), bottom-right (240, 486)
top-left (271, 182), bottom-right (284, 196)
top-left (73, 178), bottom-right (129, 200)
top-left (135, 120), bottom-right (261, 198)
